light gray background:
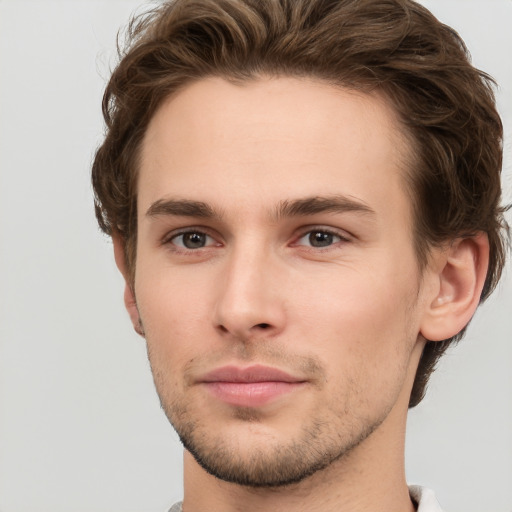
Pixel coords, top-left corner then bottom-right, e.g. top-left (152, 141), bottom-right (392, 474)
top-left (0, 1), bottom-right (510, 511)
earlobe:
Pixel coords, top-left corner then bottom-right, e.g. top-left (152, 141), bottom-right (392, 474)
top-left (420, 233), bottom-right (489, 342)
top-left (113, 235), bottom-right (145, 337)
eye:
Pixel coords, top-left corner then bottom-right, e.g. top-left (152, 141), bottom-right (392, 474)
top-left (296, 229), bottom-right (345, 248)
top-left (170, 231), bottom-right (216, 249)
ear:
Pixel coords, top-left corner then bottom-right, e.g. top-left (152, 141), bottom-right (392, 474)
top-left (113, 235), bottom-right (145, 337)
top-left (420, 233), bottom-right (489, 342)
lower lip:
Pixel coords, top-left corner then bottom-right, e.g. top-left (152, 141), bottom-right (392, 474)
top-left (204, 381), bottom-right (304, 407)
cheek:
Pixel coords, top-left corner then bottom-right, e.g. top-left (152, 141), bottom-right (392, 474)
top-left (291, 264), bottom-right (420, 370)
top-left (299, 275), bottom-right (419, 415)
top-left (135, 268), bottom-right (213, 364)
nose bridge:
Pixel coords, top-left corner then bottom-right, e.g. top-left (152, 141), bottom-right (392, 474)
top-left (214, 236), bottom-right (284, 337)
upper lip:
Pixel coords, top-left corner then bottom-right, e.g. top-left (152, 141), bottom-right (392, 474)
top-left (199, 365), bottom-right (304, 383)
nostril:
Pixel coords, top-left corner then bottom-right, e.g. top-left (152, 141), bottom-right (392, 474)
top-left (256, 323), bottom-right (271, 329)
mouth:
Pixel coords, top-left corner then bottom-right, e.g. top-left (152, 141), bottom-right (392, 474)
top-left (198, 364), bottom-right (307, 407)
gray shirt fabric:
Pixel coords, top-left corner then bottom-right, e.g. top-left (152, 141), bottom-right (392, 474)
top-left (168, 485), bottom-right (444, 511)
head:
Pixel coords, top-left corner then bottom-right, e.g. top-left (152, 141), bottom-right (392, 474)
top-left (93, 0), bottom-right (508, 406)
top-left (92, 0), bottom-right (508, 486)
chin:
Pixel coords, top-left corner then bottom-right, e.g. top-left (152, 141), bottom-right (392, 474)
top-left (169, 403), bottom-right (382, 488)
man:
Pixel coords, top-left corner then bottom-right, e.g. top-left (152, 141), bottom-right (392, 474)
top-left (92, 0), bottom-right (508, 510)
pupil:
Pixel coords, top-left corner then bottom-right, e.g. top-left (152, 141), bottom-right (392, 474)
top-left (310, 231), bottom-right (333, 247)
top-left (184, 232), bottom-right (205, 248)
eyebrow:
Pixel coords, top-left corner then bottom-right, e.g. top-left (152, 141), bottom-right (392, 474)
top-left (273, 195), bottom-right (376, 220)
top-left (145, 195), bottom-right (375, 221)
top-left (146, 199), bottom-right (218, 218)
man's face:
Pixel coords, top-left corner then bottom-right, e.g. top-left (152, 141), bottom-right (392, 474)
top-left (132, 76), bottom-right (432, 486)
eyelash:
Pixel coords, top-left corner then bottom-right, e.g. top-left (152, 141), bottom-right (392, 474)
top-left (162, 228), bottom-right (220, 252)
top-left (293, 227), bottom-right (350, 250)
top-left (162, 225), bottom-right (351, 254)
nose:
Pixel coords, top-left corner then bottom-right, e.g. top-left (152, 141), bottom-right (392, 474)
top-left (213, 243), bottom-right (287, 340)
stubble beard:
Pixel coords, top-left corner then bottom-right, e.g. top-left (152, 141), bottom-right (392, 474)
top-left (153, 373), bottom-right (385, 488)
top-left (143, 326), bottom-right (406, 489)
top-left (170, 406), bottom-right (381, 488)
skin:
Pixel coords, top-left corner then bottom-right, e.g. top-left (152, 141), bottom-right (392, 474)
top-left (114, 76), bottom-right (488, 512)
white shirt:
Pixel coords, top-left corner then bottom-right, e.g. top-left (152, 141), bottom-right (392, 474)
top-left (409, 485), bottom-right (444, 511)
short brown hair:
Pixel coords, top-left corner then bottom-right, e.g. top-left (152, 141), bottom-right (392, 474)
top-left (92, 0), bottom-right (509, 407)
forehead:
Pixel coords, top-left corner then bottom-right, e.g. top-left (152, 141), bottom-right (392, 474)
top-left (139, 76), bottom-right (412, 222)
